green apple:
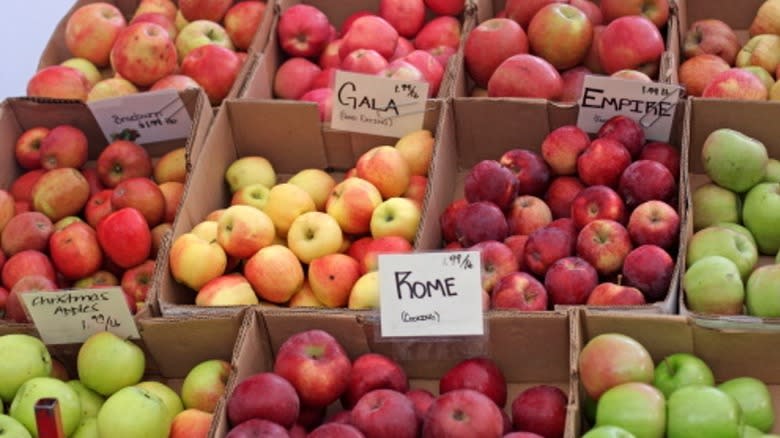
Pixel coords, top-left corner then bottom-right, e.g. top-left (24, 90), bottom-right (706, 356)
top-left (743, 182), bottom-right (780, 255)
top-left (746, 264), bottom-right (780, 317)
top-left (135, 381), bottom-right (183, 422)
top-left (583, 425), bottom-right (637, 438)
top-left (687, 226), bottom-right (758, 280)
top-left (224, 156), bottom-right (276, 193)
top-left (595, 382), bottom-right (666, 438)
top-left (0, 414), bottom-right (32, 438)
top-left (653, 353), bottom-right (715, 398)
top-left (10, 377), bottom-right (82, 437)
top-left (0, 334), bottom-right (52, 403)
top-left (77, 331), bottom-right (145, 396)
top-left (67, 380), bottom-right (104, 419)
top-left (692, 183), bottom-right (741, 231)
top-left (180, 359), bottom-right (230, 413)
top-left (701, 128), bottom-right (768, 193)
top-left (763, 159), bottom-right (780, 182)
top-left (742, 424), bottom-right (765, 438)
top-left (684, 256), bottom-right (745, 314)
top-left (72, 417), bottom-right (98, 438)
top-left (718, 377), bottom-right (775, 432)
top-left (97, 386), bottom-right (171, 438)
top-left (666, 385), bottom-right (742, 438)
top-left (716, 222), bottom-right (757, 251)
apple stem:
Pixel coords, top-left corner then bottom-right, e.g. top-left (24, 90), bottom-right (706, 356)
top-left (616, 274), bottom-right (623, 286)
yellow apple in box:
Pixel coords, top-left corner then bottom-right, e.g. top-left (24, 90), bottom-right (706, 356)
top-left (154, 147), bottom-right (187, 184)
top-left (395, 129), bottom-right (435, 176)
top-left (195, 273), bottom-right (259, 306)
top-left (370, 197), bottom-right (421, 243)
top-left (244, 245), bottom-right (303, 303)
top-left (169, 232), bottom-right (227, 290)
top-left (231, 183), bottom-right (270, 211)
top-left (289, 281), bottom-right (326, 308)
top-left (191, 220), bottom-right (217, 241)
top-left (216, 205), bottom-right (275, 259)
top-left (356, 146), bottom-right (411, 198)
top-left (135, 381), bottom-right (183, 422)
top-left (287, 212), bottom-right (343, 264)
top-left (736, 35), bottom-right (780, 75)
top-left (263, 183), bottom-right (316, 237)
top-left (87, 77), bottom-right (139, 102)
top-left (175, 10), bottom-right (190, 31)
top-left (224, 156), bottom-right (276, 193)
top-left (751, 0), bottom-right (780, 37)
top-left (326, 178), bottom-right (382, 235)
top-left (288, 169), bottom-right (336, 211)
top-left (349, 271), bottom-right (380, 309)
top-left (61, 57), bottom-right (102, 88)
top-left (308, 253), bottom-right (362, 308)
top-left (134, 0), bottom-right (177, 22)
top-left (180, 359), bottom-right (230, 413)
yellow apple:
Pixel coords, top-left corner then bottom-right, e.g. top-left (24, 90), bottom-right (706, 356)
top-left (61, 57), bottom-right (102, 88)
top-left (263, 183), bottom-right (316, 237)
top-left (355, 145), bottom-right (411, 198)
top-left (288, 281), bottom-right (325, 308)
top-left (308, 253), bottom-right (362, 308)
top-left (288, 168), bottom-right (336, 211)
top-left (244, 245), bottom-right (304, 303)
top-left (195, 273), bottom-right (260, 306)
top-left (287, 211), bottom-right (343, 264)
top-left (231, 183), bottom-right (270, 211)
top-left (158, 181), bottom-right (184, 223)
top-left (394, 129), bottom-right (435, 176)
top-left (224, 156), bottom-right (276, 193)
top-left (154, 147), bottom-right (187, 184)
top-left (216, 205), bottom-right (275, 259)
top-left (325, 177), bottom-right (382, 235)
top-left (370, 197), bottom-right (422, 242)
top-left (169, 232), bottom-right (227, 290)
top-left (175, 9), bottom-right (190, 31)
top-left (736, 34), bottom-right (780, 75)
top-left (348, 271), bottom-right (380, 310)
top-left (191, 220), bottom-right (217, 240)
top-left (87, 77), bottom-right (139, 102)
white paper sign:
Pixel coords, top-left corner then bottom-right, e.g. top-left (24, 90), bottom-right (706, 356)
top-left (577, 75), bottom-right (683, 142)
top-left (87, 89), bottom-right (193, 144)
top-left (20, 288), bottom-right (140, 345)
top-left (379, 251), bottom-right (483, 338)
top-left (331, 70), bottom-right (429, 138)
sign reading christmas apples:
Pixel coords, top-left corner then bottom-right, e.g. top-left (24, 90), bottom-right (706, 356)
top-left (20, 287), bottom-right (140, 345)
top-left (331, 70), bottom-right (429, 138)
top-left (87, 89), bottom-right (193, 144)
top-left (378, 251), bottom-right (483, 338)
top-left (577, 75), bottom-right (683, 142)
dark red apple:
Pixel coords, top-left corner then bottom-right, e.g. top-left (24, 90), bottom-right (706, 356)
top-left (586, 281), bottom-right (646, 306)
top-left (464, 160), bottom-right (519, 211)
top-left (576, 138), bottom-right (631, 188)
top-left (225, 419), bottom-right (290, 438)
top-left (440, 199), bottom-right (468, 244)
top-left (422, 389), bottom-right (504, 438)
top-left (544, 256), bottom-right (598, 305)
top-left (491, 272), bottom-right (548, 311)
top-left (439, 357), bottom-right (507, 407)
top-left (511, 385), bottom-right (568, 438)
top-left (597, 115), bottom-right (645, 159)
top-left (351, 389), bottom-right (418, 438)
top-left (227, 372), bottom-right (300, 428)
top-left (341, 353), bottom-right (408, 409)
top-left (618, 160), bottom-right (676, 209)
top-left (499, 149), bottom-right (552, 197)
top-left (621, 244), bottom-right (673, 302)
top-left (308, 423), bottom-right (365, 438)
top-left (640, 141), bottom-right (681, 181)
top-left (627, 200), bottom-right (680, 250)
top-left (523, 226), bottom-right (573, 277)
top-left (570, 185), bottom-right (626, 230)
top-left (544, 176), bottom-right (585, 219)
top-left (454, 202), bottom-right (509, 247)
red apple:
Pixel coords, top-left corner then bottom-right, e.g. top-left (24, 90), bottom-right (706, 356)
top-left (181, 44), bottom-right (241, 105)
top-left (360, 236), bottom-right (413, 274)
top-left (120, 259), bottom-right (155, 302)
top-left (600, 0), bottom-right (670, 28)
top-left (277, 4), bottom-right (331, 57)
top-left (424, 0), bottom-right (465, 16)
top-left (640, 141), bottom-right (680, 181)
top-left (678, 54), bottom-right (730, 97)
top-left (110, 22), bottom-right (178, 87)
top-left (340, 11), bottom-right (375, 36)
top-left (224, 1), bottom-right (266, 51)
top-left (97, 207), bottom-right (152, 269)
top-left (6, 275), bottom-right (58, 323)
top-left (598, 16), bottom-right (664, 76)
top-left (545, 176), bottom-right (585, 219)
top-left (310, 68), bottom-right (336, 90)
top-left (627, 200), bottom-right (679, 250)
top-left (340, 16), bottom-right (399, 60)
top-left (341, 353), bottom-right (408, 409)
top-left (225, 419), bottom-right (290, 438)
top-left (111, 177), bottom-right (166, 227)
top-left (26, 66), bottom-right (90, 101)
top-left (440, 357), bottom-right (507, 407)
top-left (511, 385), bottom-right (567, 438)
top-left (583, 24), bottom-right (606, 73)
top-left (576, 138), bottom-right (631, 188)
top-left (392, 37), bottom-right (416, 61)
top-left (379, 0), bottom-right (425, 38)
top-left (570, 185), bottom-right (626, 230)
top-left (85, 190), bottom-right (113, 229)
top-left (227, 372), bottom-right (300, 429)
top-left (96, 140), bottom-right (153, 188)
top-left (544, 256), bottom-right (598, 305)
top-left (1, 212), bottom-right (53, 256)
top-left (427, 45), bottom-right (455, 67)
top-left (470, 240), bottom-right (518, 293)
top-left (597, 115), bottom-right (646, 159)
top-left (499, 149), bottom-right (552, 197)
top-left (179, 0), bottom-right (231, 22)
top-left (319, 39), bottom-right (343, 69)
top-left (464, 18), bottom-right (529, 88)
top-left (683, 19), bottom-right (740, 65)
top-left (38, 125), bottom-right (87, 170)
top-left (351, 389), bottom-right (418, 438)
top-left (586, 281), bottom-right (646, 306)
top-left (406, 389), bottom-right (435, 423)
top-left (505, 0), bottom-right (567, 28)
top-left (454, 202), bottom-right (509, 247)
top-left (464, 160), bottom-right (519, 210)
top-left (422, 389), bottom-right (504, 438)
top-left (65, 2), bottom-right (127, 67)
top-left (81, 168), bottom-right (105, 197)
top-left (541, 125), bottom-right (590, 176)
top-left (14, 127), bottom-right (48, 170)
top-left (131, 12), bottom-right (177, 39)
top-left (300, 88), bottom-right (333, 122)
top-left (488, 54), bottom-right (563, 99)
top-left (403, 50), bottom-right (444, 97)
top-left (440, 199), bottom-right (468, 244)
top-left (274, 57), bottom-right (321, 99)
top-left (504, 235), bottom-right (529, 272)
top-left (507, 195), bottom-right (552, 236)
top-left (308, 423), bottom-right (364, 438)
top-left (2, 249), bottom-right (56, 290)
top-left (571, 0), bottom-right (602, 25)
top-left (50, 222), bottom-right (103, 281)
top-left (340, 49), bottom-right (388, 75)
top-left (576, 219), bottom-right (632, 277)
top-left (618, 160), bottom-right (677, 209)
top-left (491, 271), bottom-right (548, 311)
top-left (11, 170), bottom-right (46, 203)
top-left (621, 244), bottom-right (673, 302)
top-left (524, 226), bottom-right (573, 276)
top-left (702, 68), bottom-right (769, 100)
top-left (559, 66), bottom-right (590, 103)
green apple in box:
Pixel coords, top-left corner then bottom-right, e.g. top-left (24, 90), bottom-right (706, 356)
top-left (666, 385), bottom-right (742, 438)
top-left (595, 382), bottom-right (666, 438)
top-left (67, 381), bottom-right (105, 419)
top-left (718, 377), bottom-right (775, 433)
top-left (10, 377), bottom-right (82, 437)
top-left (583, 425), bottom-right (636, 437)
top-left (764, 158), bottom-right (780, 183)
top-left (687, 226), bottom-right (757, 280)
top-left (653, 353), bottom-right (715, 398)
top-left (691, 183), bottom-right (741, 231)
top-left (0, 334), bottom-right (52, 403)
top-left (716, 222), bottom-right (757, 251)
top-left (743, 182), bottom-right (780, 255)
top-left (0, 415), bottom-right (31, 438)
top-left (72, 417), bottom-right (97, 438)
top-left (97, 386), bottom-right (170, 438)
top-left (684, 256), bottom-right (745, 315)
top-left (77, 332), bottom-right (145, 396)
top-left (702, 128), bottom-right (768, 193)
top-left (746, 264), bottom-right (780, 317)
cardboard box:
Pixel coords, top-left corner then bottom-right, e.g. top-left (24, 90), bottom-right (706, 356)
top-left (449, 98), bottom-right (687, 313)
top-left (575, 309), bottom-right (780, 435)
top-left (211, 307), bottom-right (577, 437)
top-left (153, 97), bottom-right (454, 316)
top-left (35, 0), bottom-right (276, 105)
top-left (0, 87), bottom-right (212, 321)
top-left (239, 0), bottom-right (475, 100)
top-left (680, 97), bottom-right (780, 327)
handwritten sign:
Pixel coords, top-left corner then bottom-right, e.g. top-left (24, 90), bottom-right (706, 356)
top-left (20, 288), bottom-right (140, 345)
top-left (379, 251), bottom-right (483, 338)
top-left (331, 70), bottom-right (429, 138)
top-left (577, 75), bottom-right (683, 142)
top-left (87, 89), bottom-right (193, 144)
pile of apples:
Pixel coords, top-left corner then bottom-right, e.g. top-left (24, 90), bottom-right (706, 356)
top-left (579, 332), bottom-right (776, 437)
top-left (463, 0), bottom-right (669, 100)
top-left (679, 0), bottom-right (780, 100)
top-left (440, 116), bottom-right (681, 310)
top-left (27, 0), bottom-right (266, 104)
top-left (224, 328), bottom-right (569, 437)
top-left (0, 330), bottom-right (231, 437)
top-left (685, 128), bottom-right (780, 317)
top-left (0, 123), bottom-right (186, 320)
top-left (272, 0), bottom-right (464, 121)
top-left (168, 129), bottom-right (434, 309)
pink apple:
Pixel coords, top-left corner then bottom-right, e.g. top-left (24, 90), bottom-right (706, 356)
top-left (26, 66), bottom-right (90, 101)
top-left (622, 244), bottom-right (674, 302)
top-left (379, 0), bottom-right (425, 38)
top-left (340, 11), bottom-right (375, 36)
top-left (571, 0), bottom-right (602, 25)
top-left (340, 16), bottom-right (399, 60)
top-left (392, 37), bottom-right (416, 61)
top-left (576, 138), bottom-right (632, 188)
top-left (274, 57), bottom-right (321, 99)
top-left (488, 54), bottom-right (563, 99)
top-left (2, 249), bottom-right (56, 290)
top-left (340, 49), bottom-right (388, 75)
top-left (576, 219), bottom-right (633, 277)
top-left (499, 149), bottom-right (552, 197)
top-left (65, 2), bottom-right (127, 67)
top-left (470, 240), bottom-right (518, 292)
top-left (351, 389), bottom-right (418, 438)
top-left (570, 185), bottom-right (626, 229)
top-left (439, 357), bottom-right (507, 407)
top-left (683, 19), bottom-right (740, 65)
top-left (319, 39), bottom-right (343, 69)
top-left (618, 160), bottom-right (677, 209)
top-left (545, 176), bottom-right (585, 219)
top-left (224, 1), bottom-right (267, 51)
top-left (541, 125), bottom-right (591, 176)
top-left (492, 271), bottom-right (549, 311)
top-left (598, 16), bottom-right (664, 76)
top-left (277, 4), bottom-right (331, 57)
top-left (545, 256), bottom-right (598, 305)
top-left (464, 18), bottom-right (529, 88)
top-left (378, 59), bottom-right (425, 82)
top-left (627, 200), bottom-right (679, 250)
top-left (427, 45), bottom-right (456, 67)
top-left (413, 16), bottom-right (460, 50)
top-left (403, 50), bottom-right (444, 96)
top-left (310, 68), bottom-right (336, 90)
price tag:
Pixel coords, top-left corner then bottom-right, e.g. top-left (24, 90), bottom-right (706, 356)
top-left (331, 70), bottom-right (429, 138)
top-left (87, 89), bottom-right (193, 144)
top-left (577, 75), bottom-right (683, 142)
top-left (20, 288), bottom-right (140, 345)
top-left (379, 251), bottom-right (483, 338)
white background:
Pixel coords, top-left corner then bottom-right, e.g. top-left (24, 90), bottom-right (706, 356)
top-left (0, 1), bottom-right (75, 100)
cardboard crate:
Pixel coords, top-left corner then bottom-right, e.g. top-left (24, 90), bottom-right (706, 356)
top-left (449, 98), bottom-right (687, 314)
top-left (211, 307), bottom-right (577, 437)
top-left (451, 0), bottom-right (679, 99)
top-left (680, 97), bottom-right (780, 328)
top-left (0, 88), bottom-right (213, 320)
top-left (575, 309), bottom-right (780, 435)
top-left (153, 97), bottom-right (454, 316)
top-left (239, 0), bottom-right (475, 101)
top-left (35, 0), bottom-right (276, 105)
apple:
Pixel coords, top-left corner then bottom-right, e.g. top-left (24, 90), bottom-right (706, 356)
top-left (491, 271), bottom-right (548, 311)
top-left (737, 34), bottom-right (780, 75)
top-left (440, 357), bottom-right (506, 407)
top-left (640, 141), bottom-right (681, 181)
top-left (26, 66), bottom-right (90, 100)
top-left (287, 169), bottom-right (336, 211)
top-left (73, 270), bottom-right (119, 289)
top-left (227, 372), bottom-right (299, 428)
top-left (31, 167), bottom-right (90, 222)
top-left (618, 160), bottom-right (676, 210)
top-left (528, 3), bottom-right (593, 70)
top-left (299, 87), bottom-right (333, 122)
top-left (86, 77), bottom-right (139, 102)
top-left (507, 195), bottom-right (552, 236)
top-left (97, 208), bottom-right (151, 269)
top-left (181, 44), bottom-right (242, 104)
top-left (131, 10), bottom-right (177, 39)
top-left (6, 275), bottom-right (58, 323)
top-left (0, 415), bottom-right (31, 438)
top-left (277, 4), bottom-right (332, 57)
top-left (340, 49), bottom-right (388, 75)
top-left (545, 256), bottom-right (598, 305)
top-left (584, 25), bottom-right (606, 73)
top-left (84, 190), bottom-right (113, 229)
top-left (454, 202), bottom-right (508, 247)
top-left (342, 353), bottom-right (408, 409)
top-left (570, 185), bottom-right (626, 230)
top-left (653, 353), bottom-right (715, 399)
top-left (1, 211), bottom-right (53, 256)
top-left (469, 240), bottom-right (517, 293)
top-left (403, 50), bottom-right (444, 96)
top-left (765, 158), bottom-right (780, 181)
top-left (359, 236), bottom-right (413, 273)
top-left (370, 197), bottom-right (421, 243)
top-left (505, 0), bottom-right (567, 28)
top-left (413, 16), bottom-right (460, 51)
top-left (576, 219), bottom-right (632, 277)
top-left (158, 181), bottom-right (183, 223)
top-left (96, 140), bottom-right (153, 188)
top-left (195, 273), bottom-right (260, 306)
top-left (39, 125), bottom-right (88, 170)
top-left (97, 386), bottom-right (171, 437)
top-left (702, 68), bottom-right (769, 100)
top-left (559, 66), bottom-right (590, 102)
top-left (684, 255), bottom-right (745, 314)
top-left (216, 204), bottom-right (275, 259)
top-left (406, 389), bottom-right (435, 424)
top-left (422, 389), bottom-right (504, 438)
top-left (338, 15), bottom-right (398, 60)
top-left (598, 16), bottom-right (664, 76)
top-left (1, 250), bottom-right (56, 290)
top-left (224, 1), bottom-right (266, 51)
top-left (684, 19), bottom-right (740, 65)
top-left (577, 139), bottom-right (631, 188)
top-left (743, 66), bottom-right (776, 92)
top-left (150, 74), bottom-right (201, 92)
top-left (600, 0), bottom-right (669, 26)
top-left (594, 382), bottom-right (665, 438)
top-left (78, 331), bottom-right (145, 396)
top-left (179, 359), bottom-right (230, 414)
top-left (718, 377), bottom-right (774, 433)
top-left (175, 19), bottom-right (233, 61)
top-left (439, 199), bottom-right (468, 244)
top-left (120, 259), bottom-right (155, 302)
top-left (586, 282), bottom-right (646, 306)
top-left (326, 178), bottom-right (382, 235)
top-left (627, 200), bottom-right (680, 250)
top-left (611, 69), bottom-right (652, 82)
top-left (379, 0), bottom-right (425, 38)
top-left (287, 211), bottom-right (343, 264)
top-left (0, 334), bottom-right (51, 403)
top-left (133, 0), bottom-right (177, 21)
top-left (111, 177), bottom-right (166, 226)
top-left (350, 389), bottom-right (418, 438)
top-left (135, 381), bottom-right (183, 423)
top-left (11, 172), bottom-right (44, 205)
top-left (687, 226), bottom-right (757, 280)
top-left (263, 183), bottom-right (316, 238)
top-left (743, 182), bottom-right (780, 255)
top-left (65, 2), bottom-right (127, 66)
top-left (226, 418), bottom-right (289, 437)
top-left (10, 377), bottom-right (81, 437)
top-left (308, 253), bottom-right (361, 308)
top-left (50, 221), bottom-right (103, 281)
top-left (541, 125), bottom-right (591, 176)
top-left (225, 156), bottom-right (276, 192)
top-left (667, 385), bottom-right (742, 438)
top-left (58, 59), bottom-right (100, 89)
top-left (81, 168), bottom-right (105, 197)
top-left (319, 39), bottom-right (343, 69)
top-left (273, 57), bottom-right (321, 99)
top-left (523, 226), bottom-right (573, 276)
top-left (309, 423), bottom-right (364, 437)
top-left (746, 264), bottom-right (780, 317)
top-left (622, 244), bottom-right (673, 302)
top-left (14, 127), bottom-right (48, 170)
top-left (463, 160), bottom-right (518, 211)
top-left (170, 409), bottom-right (212, 438)
top-left (579, 333), bottom-right (654, 400)
top-left (403, 175), bottom-right (427, 205)
top-left (597, 115), bottom-right (645, 160)
top-left (512, 385), bottom-right (567, 438)
top-left (67, 380), bottom-right (104, 419)
top-left (348, 271), bottom-right (380, 309)
top-left (110, 22), bottom-right (177, 87)
top-left (545, 177), bottom-right (585, 219)
top-left (244, 245), bottom-right (304, 303)
top-left (464, 18), bottom-right (528, 88)
top-left (500, 149), bottom-right (552, 197)
top-left (488, 54), bottom-right (563, 99)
